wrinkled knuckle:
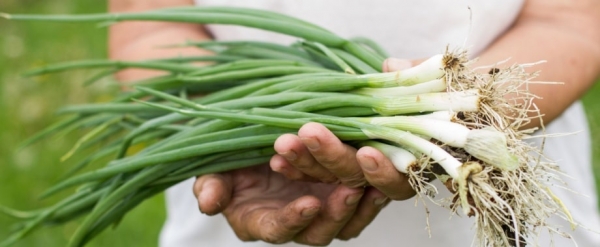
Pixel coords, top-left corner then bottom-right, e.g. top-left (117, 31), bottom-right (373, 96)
top-left (340, 173), bottom-right (366, 188)
top-left (259, 221), bottom-right (293, 244)
top-left (228, 218), bottom-right (258, 242)
top-left (293, 160), bottom-right (315, 170)
top-left (319, 154), bottom-right (344, 165)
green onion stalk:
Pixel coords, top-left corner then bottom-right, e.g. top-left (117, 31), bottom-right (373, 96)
top-left (0, 7), bottom-right (575, 247)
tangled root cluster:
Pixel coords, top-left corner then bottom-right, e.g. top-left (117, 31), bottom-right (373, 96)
top-left (407, 48), bottom-right (575, 247)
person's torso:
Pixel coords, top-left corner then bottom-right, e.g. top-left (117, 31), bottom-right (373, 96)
top-left (162, 1), bottom-right (600, 246)
top-left (195, 0), bottom-right (523, 58)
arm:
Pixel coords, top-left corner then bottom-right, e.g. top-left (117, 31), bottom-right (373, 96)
top-left (108, 0), bottom-right (212, 82)
top-left (271, 0), bottom-right (600, 233)
top-left (189, 1), bottom-right (600, 245)
top-left (477, 0), bottom-right (600, 127)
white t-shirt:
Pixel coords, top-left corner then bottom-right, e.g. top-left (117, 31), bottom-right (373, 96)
top-left (160, 1), bottom-right (600, 246)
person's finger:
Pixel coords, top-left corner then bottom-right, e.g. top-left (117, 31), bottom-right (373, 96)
top-left (293, 185), bottom-right (364, 246)
top-left (357, 146), bottom-right (416, 200)
top-left (297, 122), bottom-right (366, 187)
top-left (382, 58), bottom-right (412, 72)
top-left (270, 154), bottom-right (319, 182)
top-left (193, 173), bottom-right (233, 215)
top-left (274, 133), bottom-right (338, 183)
top-left (225, 196), bottom-right (322, 244)
top-left (336, 187), bottom-right (390, 240)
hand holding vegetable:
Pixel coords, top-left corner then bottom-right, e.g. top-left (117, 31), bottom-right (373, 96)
top-left (108, 1), bottom-right (401, 244)
top-left (2, 2), bottom-right (597, 246)
top-left (270, 58), bottom-right (419, 201)
top-left (191, 58), bottom-right (418, 244)
top-left (191, 122), bottom-right (398, 244)
top-left (193, 163), bottom-right (391, 245)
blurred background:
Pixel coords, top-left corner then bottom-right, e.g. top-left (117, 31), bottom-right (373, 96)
top-left (0, 1), bottom-right (165, 246)
top-left (0, 1), bottom-right (599, 246)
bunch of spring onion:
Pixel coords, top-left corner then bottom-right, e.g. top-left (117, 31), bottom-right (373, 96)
top-left (0, 7), bottom-right (576, 247)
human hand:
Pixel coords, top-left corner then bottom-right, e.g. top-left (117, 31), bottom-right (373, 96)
top-left (269, 58), bottom-right (418, 200)
top-left (270, 122), bottom-right (416, 201)
top-left (193, 164), bottom-right (390, 245)
top-left (192, 58), bottom-right (416, 245)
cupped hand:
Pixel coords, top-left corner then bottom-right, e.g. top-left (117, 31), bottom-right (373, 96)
top-left (270, 58), bottom-right (419, 201)
top-left (193, 164), bottom-right (390, 245)
top-left (271, 122), bottom-right (416, 201)
top-left (192, 58), bottom-right (416, 245)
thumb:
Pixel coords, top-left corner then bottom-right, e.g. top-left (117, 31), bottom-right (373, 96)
top-left (382, 58), bottom-right (412, 72)
top-left (193, 173), bottom-right (233, 215)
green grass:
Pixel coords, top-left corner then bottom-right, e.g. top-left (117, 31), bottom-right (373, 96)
top-left (0, 1), bottom-right (599, 246)
top-left (583, 82), bottom-right (600, 199)
top-left (0, 1), bottom-right (164, 246)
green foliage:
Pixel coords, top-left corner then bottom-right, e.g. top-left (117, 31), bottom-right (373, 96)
top-left (0, 1), bottom-right (164, 246)
top-left (0, 0), bottom-right (599, 246)
top-left (582, 82), bottom-right (600, 206)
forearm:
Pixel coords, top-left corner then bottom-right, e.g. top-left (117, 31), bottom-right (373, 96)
top-left (108, 0), bottom-right (213, 81)
top-left (475, 0), bottom-right (600, 128)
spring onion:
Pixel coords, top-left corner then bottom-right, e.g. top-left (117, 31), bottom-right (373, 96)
top-left (0, 7), bottom-right (575, 247)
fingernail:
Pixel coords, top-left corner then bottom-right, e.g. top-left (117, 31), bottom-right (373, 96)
top-left (301, 137), bottom-right (320, 151)
top-left (384, 58), bottom-right (412, 72)
top-left (360, 157), bottom-right (378, 172)
top-left (279, 150), bottom-right (297, 161)
top-left (345, 193), bottom-right (363, 205)
top-left (373, 197), bottom-right (389, 206)
top-left (302, 207), bottom-right (320, 218)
